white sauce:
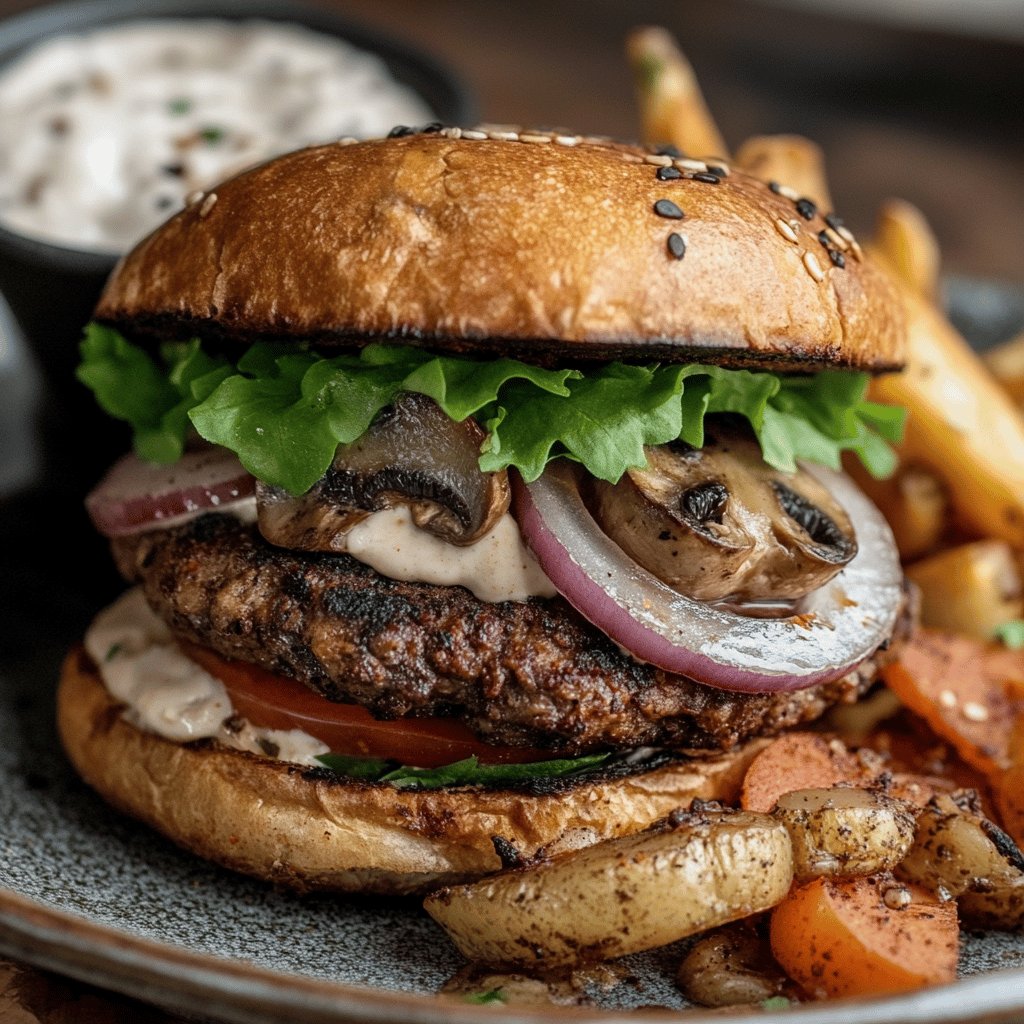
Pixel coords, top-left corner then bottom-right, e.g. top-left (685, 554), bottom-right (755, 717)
top-left (0, 19), bottom-right (434, 251)
top-left (342, 507), bottom-right (558, 603)
top-left (84, 588), bottom-right (329, 766)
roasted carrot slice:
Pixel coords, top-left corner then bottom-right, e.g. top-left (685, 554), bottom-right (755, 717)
top-left (770, 875), bottom-right (958, 999)
top-left (881, 630), bottom-right (1024, 778)
top-left (740, 733), bottom-right (864, 812)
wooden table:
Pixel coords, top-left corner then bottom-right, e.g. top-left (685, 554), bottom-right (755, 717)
top-left (0, 0), bottom-right (1021, 1019)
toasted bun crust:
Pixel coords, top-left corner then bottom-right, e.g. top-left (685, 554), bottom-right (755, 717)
top-left (58, 647), bottom-right (766, 896)
top-left (96, 132), bottom-right (904, 372)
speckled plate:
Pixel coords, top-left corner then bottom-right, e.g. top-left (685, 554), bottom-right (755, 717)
top-left (1, 278), bottom-right (1024, 1024)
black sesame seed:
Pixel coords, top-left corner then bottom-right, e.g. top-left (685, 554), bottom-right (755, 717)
top-left (655, 143), bottom-right (683, 158)
top-left (162, 162), bottom-right (185, 177)
top-left (828, 249), bottom-right (846, 268)
top-left (387, 124), bottom-right (416, 138)
top-left (769, 181), bottom-right (783, 194)
top-left (656, 166), bottom-right (683, 181)
top-left (420, 121), bottom-right (445, 133)
top-left (654, 198), bottom-right (685, 219)
top-left (817, 229), bottom-right (831, 247)
top-left (825, 213), bottom-right (845, 231)
top-left (667, 232), bottom-right (686, 259)
top-left (155, 196), bottom-right (174, 210)
top-left (795, 197), bottom-right (817, 220)
top-left (706, 164), bottom-right (727, 177)
top-left (692, 172), bottom-right (721, 184)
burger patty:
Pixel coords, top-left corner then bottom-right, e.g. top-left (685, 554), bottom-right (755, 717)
top-left (114, 514), bottom-right (905, 755)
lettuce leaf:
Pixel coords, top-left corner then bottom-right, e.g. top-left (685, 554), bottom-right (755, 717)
top-left (77, 326), bottom-right (905, 494)
top-left (313, 751), bottom-right (610, 790)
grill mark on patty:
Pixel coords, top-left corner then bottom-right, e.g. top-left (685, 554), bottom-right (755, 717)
top-left (113, 515), bottom-right (904, 754)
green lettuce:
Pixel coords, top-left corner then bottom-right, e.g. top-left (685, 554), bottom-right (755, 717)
top-left (77, 324), bottom-right (905, 495)
top-left (314, 751), bottom-right (610, 790)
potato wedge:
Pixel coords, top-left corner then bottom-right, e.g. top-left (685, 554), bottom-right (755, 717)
top-left (898, 793), bottom-right (1024, 928)
top-left (735, 135), bottom-right (832, 210)
top-left (873, 199), bottom-right (941, 303)
top-left (905, 540), bottom-right (1024, 640)
top-left (424, 805), bottom-right (793, 967)
top-left (868, 216), bottom-right (1024, 547)
top-left (984, 330), bottom-right (1024, 406)
top-left (626, 27), bottom-right (727, 157)
top-left (677, 923), bottom-right (789, 1008)
top-left (773, 787), bottom-right (915, 880)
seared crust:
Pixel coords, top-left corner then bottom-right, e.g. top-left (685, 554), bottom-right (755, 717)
top-left (96, 133), bottom-right (904, 372)
top-left (113, 514), bottom-right (886, 754)
top-left (57, 648), bottom-right (765, 895)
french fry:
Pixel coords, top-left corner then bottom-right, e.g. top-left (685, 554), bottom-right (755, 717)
top-left (735, 135), bottom-right (832, 211)
top-left (626, 26), bottom-right (728, 158)
top-left (983, 330), bottom-right (1024, 406)
top-left (868, 202), bottom-right (1024, 547)
top-left (905, 540), bottom-right (1024, 640)
top-left (873, 199), bottom-right (941, 304)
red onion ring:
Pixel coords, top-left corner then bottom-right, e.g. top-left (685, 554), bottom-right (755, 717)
top-left (86, 448), bottom-right (256, 538)
top-left (512, 462), bottom-right (903, 693)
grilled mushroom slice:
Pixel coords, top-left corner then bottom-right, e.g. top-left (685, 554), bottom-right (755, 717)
top-left (589, 419), bottom-right (857, 603)
top-left (257, 393), bottom-right (509, 551)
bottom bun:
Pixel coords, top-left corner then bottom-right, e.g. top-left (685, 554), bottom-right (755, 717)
top-left (57, 646), bottom-right (768, 896)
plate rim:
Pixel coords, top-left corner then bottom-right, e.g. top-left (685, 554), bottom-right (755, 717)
top-left (3, 886), bottom-right (1024, 1024)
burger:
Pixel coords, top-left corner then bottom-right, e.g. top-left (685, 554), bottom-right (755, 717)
top-left (58, 126), bottom-right (908, 896)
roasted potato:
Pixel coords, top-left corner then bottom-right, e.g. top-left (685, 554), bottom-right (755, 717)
top-left (772, 787), bottom-right (915, 880)
top-left (898, 793), bottom-right (1024, 928)
top-left (905, 540), bottom-right (1023, 640)
top-left (983, 330), bottom-right (1024, 406)
top-left (873, 199), bottom-right (941, 303)
top-left (677, 923), bottom-right (789, 1008)
top-left (424, 805), bottom-right (793, 967)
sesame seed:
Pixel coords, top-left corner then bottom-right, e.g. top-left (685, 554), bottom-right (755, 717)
top-left (655, 143), bottom-right (683, 158)
top-left (553, 134), bottom-right (580, 146)
top-left (644, 153), bottom-right (673, 167)
top-left (775, 218), bottom-right (800, 244)
top-left (185, 190), bottom-right (204, 206)
top-left (667, 232), bottom-right (686, 259)
top-left (675, 158), bottom-right (708, 173)
top-left (387, 125), bottom-right (416, 138)
top-left (692, 172), bottom-right (721, 184)
top-left (796, 197), bottom-right (818, 220)
top-left (706, 164), bottom-right (728, 178)
top-left (519, 132), bottom-right (553, 144)
top-left (963, 701), bottom-right (989, 722)
top-left (487, 130), bottom-right (520, 141)
top-left (938, 689), bottom-right (957, 708)
top-left (198, 192), bottom-right (217, 218)
top-left (825, 213), bottom-right (845, 231)
top-left (803, 251), bottom-right (826, 282)
top-left (461, 129), bottom-right (488, 140)
top-left (654, 199), bottom-right (685, 219)
top-left (823, 226), bottom-right (847, 249)
top-left (770, 181), bottom-right (800, 201)
top-left (420, 122), bottom-right (444, 133)
top-left (657, 166), bottom-right (683, 181)
top-left (828, 249), bottom-right (846, 269)
top-left (882, 885), bottom-right (912, 910)
top-left (440, 126), bottom-right (463, 139)
top-left (336, 136), bottom-right (358, 146)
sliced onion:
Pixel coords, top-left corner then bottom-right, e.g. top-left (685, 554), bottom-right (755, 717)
top-left (86, 447), bottom-right (256, 538)
top-left (511, 462), bottom-right (903, 694)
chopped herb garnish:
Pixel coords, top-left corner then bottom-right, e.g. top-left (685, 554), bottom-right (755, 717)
top-left (464, 989), bottom-right (507, 1005)
top-left (313, 752), bottom-right (610, 790)
top-left (168, 97), bottom-right (191, 116)
top-left (77, 327), bottom-right (906, 498)
top-left (104, 642), bottom-right (124, 662)
top-left (994, 620), bottom-right (1024, 649)
top-left (200, 126), bottom-right (225, 145)
top-left (761, 996), bottom-right (792, 1011)
top-left (635, 54), bottom-right (664, 91)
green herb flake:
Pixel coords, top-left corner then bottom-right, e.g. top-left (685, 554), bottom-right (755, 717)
top-left (77, 327), bottom-right (905, 496)
top-left (199, 126), bottom-right (225, 145)
top-left (314, 753), bottom-right (392, 780)
top-left (464, 989), bottom-right (507, 1005)
top-left (994, 620), bottom-right (1024, 650)
top-left (760, 996), bottom-right (791, 1011)
top-left (635, 53), bottom-right (664, 92)
top-left (167, 97), bottom-right (191, 116)
top-left (104, 642), bottom-right (124, 662)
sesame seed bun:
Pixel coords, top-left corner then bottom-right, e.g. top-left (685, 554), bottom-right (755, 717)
top-left (57, 646), bottom-right (766, 896)
top-left (95, 131), bottom-right (904, 372)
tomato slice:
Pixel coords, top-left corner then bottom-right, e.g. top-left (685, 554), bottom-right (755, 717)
top-left (182, 642), bottom-right (550, 768)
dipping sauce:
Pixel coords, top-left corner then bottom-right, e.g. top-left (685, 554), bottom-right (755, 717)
top-left (0, 19), bottom-right (435, 251)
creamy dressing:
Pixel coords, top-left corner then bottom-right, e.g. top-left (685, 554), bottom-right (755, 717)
top-left (84, 588), bottom-right (329, 766)
top-left (0, 19), bottom-right (433, 251)
top-left (342, 507), bottom-right (558, 602)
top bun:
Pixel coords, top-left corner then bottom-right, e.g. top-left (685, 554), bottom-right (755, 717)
top-left (96, 129), bottom-right (904, 372)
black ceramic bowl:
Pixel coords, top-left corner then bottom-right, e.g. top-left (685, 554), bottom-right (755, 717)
top-left (0, 0), bottom-right (475, 492)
